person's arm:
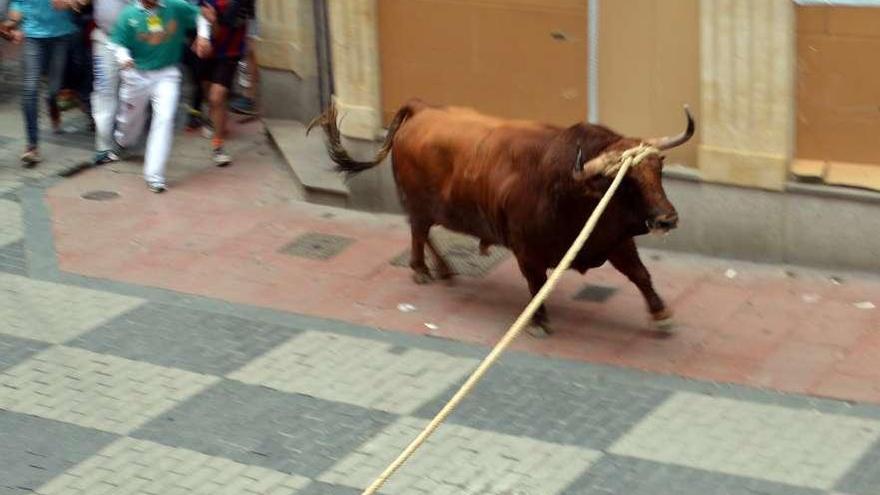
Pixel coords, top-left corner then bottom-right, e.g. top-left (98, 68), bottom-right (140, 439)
top-left (110, 11), bottom-right (134, 68)
top-left (50, 0), bottom-right (86, 10)
top-left (63, 0), bottom-right (92, 14)
top-left (4, 1), bottom-right (22, 43)
top-left (181, 1), bottom-right (212, 58)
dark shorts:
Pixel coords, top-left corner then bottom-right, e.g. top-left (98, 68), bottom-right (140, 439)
top-left (198, 57), bottom-right (240, 89)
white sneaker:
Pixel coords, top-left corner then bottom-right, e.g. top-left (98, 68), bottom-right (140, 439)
top-left (147, 182), bottom-right (167, 193)
top-left (213, 147), bottom-right (232, 167)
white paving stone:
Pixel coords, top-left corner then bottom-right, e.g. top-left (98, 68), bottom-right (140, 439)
top-left (35, 437), bottom-right (310, 495)
top-left (320, 416), bottom-right (602, 495)
top-left (229, 330), bottom-right (479, 414)
top-left (0, 273), bottom-right (145, 343)
top-left (0, 346), bottom-right (220, 434)
top-left (0, 179), bottom-right (18, 195)
top-left (0, 198), bottom-right (22, 246)
top-left (610, 392), bottom-right (880, 490)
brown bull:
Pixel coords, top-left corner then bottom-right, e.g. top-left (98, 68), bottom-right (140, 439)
top-left (308, 99), bottom-right (695, 335)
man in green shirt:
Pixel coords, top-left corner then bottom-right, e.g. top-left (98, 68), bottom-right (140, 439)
top-left (111, 0), bottom-right (211, 192)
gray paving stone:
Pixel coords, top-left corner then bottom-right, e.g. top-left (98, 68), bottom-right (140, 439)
top-left (0, 189), bottom-right (18, 202)
top-left (132, 379), bottom-right (398, 479)
top-left (229, 330), bottom-right (478, 415)
top-left (562, 455), bottom-right (824, 495)
top-left (414, 361), bottom-right (671, 450)
top-left (0, 274), bottom-right (145, 344)
top-left (0, 334), bottom-right (48, 372)
top-left (299, 481), bottom-right (363, 495)
top-left (0, 410), bottom-right (116, 495)
top-left (70, 303), bottom-right (301, 376)
top-left (0, 197), bottom-right (22, 247)
top-left (0, 346), bottom-right (219, 435)
top-left (0, 240), bottom-right (27, 276)
top-left (609, 392), bottom-right (880, 490)
top-left (835, 438), bottom-right (880, 495)
top-left (34, 438), bottom-right (311, 495)
top-left (321, 416), bottom-right (601, 495)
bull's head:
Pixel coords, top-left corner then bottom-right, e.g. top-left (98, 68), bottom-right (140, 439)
top-left (573, 106), bottom-right (695, 234)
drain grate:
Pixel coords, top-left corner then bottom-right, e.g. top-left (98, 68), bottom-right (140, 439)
top-left (390, 227), bottom-right (510, 278)
top-left (279, 232), bottom-right (354, 260)
top-left (81, 190), bottom-right (120, 201)
top-left (572, 284), bottom-right (618, 303)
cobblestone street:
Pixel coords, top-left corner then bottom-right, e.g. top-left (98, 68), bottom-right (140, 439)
top-left (2, 51), bottom-right (880, 494)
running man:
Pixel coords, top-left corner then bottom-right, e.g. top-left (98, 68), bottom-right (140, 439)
top-left (88, 0), bottom-right (129, 166)
top-left (6, 0), bottom-right (78, 166)
top-left (198, 0), bottom-right (253, 166)
top-left (110, 0), bottom-right (211, 192)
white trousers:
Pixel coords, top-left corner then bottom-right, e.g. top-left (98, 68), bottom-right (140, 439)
top-left (115, 65), bottom-right (181, 186)
top-left (90, 31), bottom-right (120, 153)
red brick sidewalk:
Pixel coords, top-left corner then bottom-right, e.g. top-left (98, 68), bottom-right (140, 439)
top-left (47, 129), bottom-right (880, 405)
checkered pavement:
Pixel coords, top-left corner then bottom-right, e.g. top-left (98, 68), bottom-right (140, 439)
top-left (2, 264), bottom-right (880, 495)
top-left (2, 180), bottom-right (880, 495)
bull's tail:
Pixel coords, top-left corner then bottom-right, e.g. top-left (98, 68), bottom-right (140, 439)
top-left (306, 101), bottom-right (414, 178)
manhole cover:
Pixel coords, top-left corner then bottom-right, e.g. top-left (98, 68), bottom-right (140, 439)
top-left (572, 284), bottom-right (618, 303)
top-left (81, 190), bottom-right (120, 201)
top-left (391, 227), bottom-right (510, 278)
top-left (279, 232), bottom-right (354, 260)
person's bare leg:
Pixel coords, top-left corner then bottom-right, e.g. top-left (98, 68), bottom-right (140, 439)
top-left (209, 82), bottom-right (231, 166)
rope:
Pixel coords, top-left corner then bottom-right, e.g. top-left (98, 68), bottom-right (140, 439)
top-left (360, 144), bottom-right (659, 495)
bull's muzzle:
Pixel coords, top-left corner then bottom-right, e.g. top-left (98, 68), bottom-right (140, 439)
top-left (648, 212), bottom-right (679, 233)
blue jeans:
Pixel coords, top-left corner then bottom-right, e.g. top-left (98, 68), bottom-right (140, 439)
top-left (22, 35), bottom-right (70, 148)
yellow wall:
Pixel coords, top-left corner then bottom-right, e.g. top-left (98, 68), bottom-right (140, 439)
top-left (598, 0), bottom-right (700, 167)
top-left (797, 6), bottom-right (880, 167)
top-left (377, 0), bottom-right (587, 127)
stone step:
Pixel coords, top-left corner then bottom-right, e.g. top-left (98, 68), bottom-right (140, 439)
top-left (263, 118), bottom-right (349, 208)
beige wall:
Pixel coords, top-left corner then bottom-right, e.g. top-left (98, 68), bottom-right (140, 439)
top-left (598, 0), bottom-right (701, 167)
top-left (797, 6), bottom-right (880, 167)
top-left (377, 0), bottom-right (587, 127)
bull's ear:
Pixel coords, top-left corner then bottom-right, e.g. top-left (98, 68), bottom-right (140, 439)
top-left (574, 151), bottom-right (620, 179)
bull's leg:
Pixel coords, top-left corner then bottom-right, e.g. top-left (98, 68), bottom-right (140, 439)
top-left (409, 222), bottom-right (434, 284)
top-left (608, 239), bottom-right (673, 329)
top-left (517, 258), bottom-right (552, 338)
top-left (426, 239), bottom-right (455, 281)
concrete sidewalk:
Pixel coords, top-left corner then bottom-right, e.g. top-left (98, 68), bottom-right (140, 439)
top-left (1, 86), bottom-right (880, 494)
top-left (34, 134), bottom-right (880, 405)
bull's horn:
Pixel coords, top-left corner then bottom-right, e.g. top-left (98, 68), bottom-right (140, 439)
top-left (574, 145), bottom-right (584, 172)
top-left (646, 105), bottom-right (695, 150)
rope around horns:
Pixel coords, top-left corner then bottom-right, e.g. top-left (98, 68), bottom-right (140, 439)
top-left (360, 143), bottom-right (660, 495)
top-left (601, 143), bottom-right (659, 176)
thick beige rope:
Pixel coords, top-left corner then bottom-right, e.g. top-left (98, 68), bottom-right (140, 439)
top-left (360, 144), bottom-right (659, 495)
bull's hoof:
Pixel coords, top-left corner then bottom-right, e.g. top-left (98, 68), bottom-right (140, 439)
top-left (478, 240), bottom-right (492, 256)
top-left (526, 323), bottom-right (553, 339)
top-left (412, 271), bottom-right (434, 285)
top-left (438, 270), bottom-right (456, 282)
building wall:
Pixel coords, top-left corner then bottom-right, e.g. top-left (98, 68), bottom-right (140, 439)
top-left (376, 0), bottom-right (700, 166)
top-left (598, 0), bottom-right (701, 168)
top-left (797, 5), bottom-right (880, 167)
top-left (254, 0), bottom-right (323, 122)
top-left (377, 0), bottom-right (587, 127)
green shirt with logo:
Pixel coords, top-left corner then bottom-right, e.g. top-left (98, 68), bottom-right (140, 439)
top-left (111, 0), bottom-right (199, 71)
